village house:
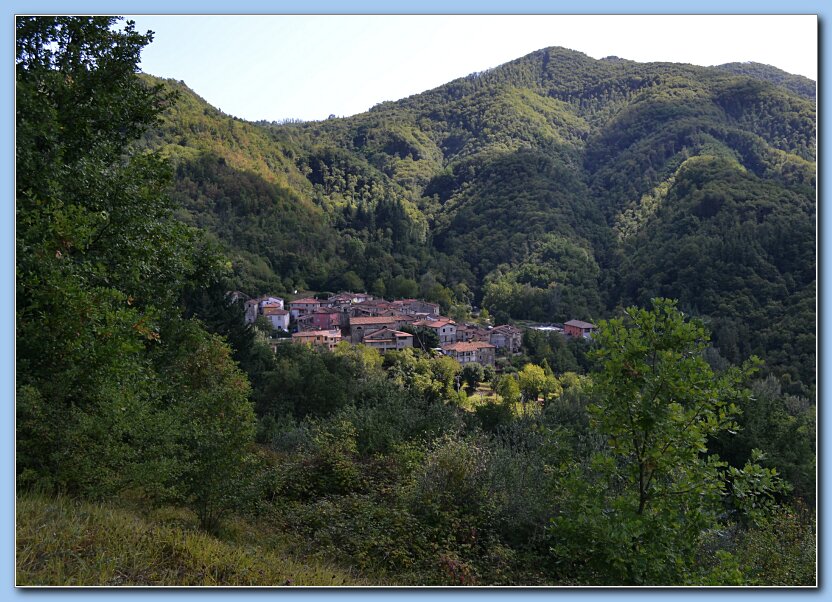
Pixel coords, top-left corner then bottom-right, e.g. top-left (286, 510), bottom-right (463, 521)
top-left (260, 296), bottom-right (285, 310)
top-left (309, 307), bottom-right (343, 330)
top-left (564, 319), bottom-right (597, 339)
top-left (455, 324), bottom-right (491, 343)
top-left (262, 306), bottom-right (290, 332)
top-left (244, 298), bottom-right (260, 324)
top-left (240, 294), bottom-right (285, 324)
top-left (441, 341), bottom-right (496, 366)
top-left (348, 299), bottom-right (395, 318)
top-left (349, 315), bottom-right (415, 343)
top-left (389, 299), bottom-right (441, 317)
top-left (291, 328), bottom-right (342, 351)
top-left (362, 328), bottom-right (414, 352)
top-left (327, 291), bottom-right (373, 307)
top-left (288, 297), bottom-right (322, 319)
top-left (489, 324), bottom-right (523, 353)
top-left (414, 318), bottom-right (457, 344)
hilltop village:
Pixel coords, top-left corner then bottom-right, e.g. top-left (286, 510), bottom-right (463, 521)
top-left (231, 290), bottom-right (597, 367)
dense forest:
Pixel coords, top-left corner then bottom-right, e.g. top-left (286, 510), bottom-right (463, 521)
top-left (16, 17), bottom-right (815, 586)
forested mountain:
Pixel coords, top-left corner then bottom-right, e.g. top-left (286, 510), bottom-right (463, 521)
top-left (17, 18), bottom-right (816, 586)
top-left (141, 47), bottom-right (815, 395)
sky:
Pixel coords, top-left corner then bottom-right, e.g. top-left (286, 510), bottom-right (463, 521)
top-left (127, 14), bottom-right (818, 123)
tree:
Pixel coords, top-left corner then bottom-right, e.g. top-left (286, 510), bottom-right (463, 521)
top-left (517, 364), bottom-right (546, 405)
top-left (401, 325), bottom-right (439, 351)
top-left (460, 363), bottom-right (485, 393)
top-left (496, 374), bottom-right (521, 406)
top-left (15, 17), bottom-right (202, 495)
top-left (549, 298), bottom-right (784, 584)
top-left (160, 322), bottom-right (256, 533)
top-left (589, 299), bottom-right (754, 516)
top-left (388, 275), bottom-right (419, 299)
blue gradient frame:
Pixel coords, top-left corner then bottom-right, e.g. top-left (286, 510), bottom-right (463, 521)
top-left (3, 2), bottom-right (825, 600)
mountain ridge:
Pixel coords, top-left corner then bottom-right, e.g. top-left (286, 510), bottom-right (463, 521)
top-left (139, 46), bottom-right (816, 393)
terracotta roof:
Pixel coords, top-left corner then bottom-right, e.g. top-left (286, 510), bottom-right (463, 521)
top-left (350, 315), bottom-right (406, 326)
top-left (262, 307), bottom-right (289, 315)
top-left (290, 297), bottom-right (321, 305)
top-left (442, 341), bottom-right (495, 352)
top-left (292, 329), bottom-right (341, 338)
top-left (313, 307), bottom-right (341, 314)
top-left (364, 328), bottom-right (413, 340)
top-left (565, 319), bottom-right (596, 329)
top-left (416, 318), bottom-right (455, 328)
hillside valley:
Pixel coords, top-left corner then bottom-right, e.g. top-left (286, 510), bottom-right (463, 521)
top-left (17, 18), bottom-right (817, 586)
top-left (139, 48), bottom-right (816, 395)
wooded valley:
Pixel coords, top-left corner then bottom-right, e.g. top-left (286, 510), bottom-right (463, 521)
top-left (16, 17), bottom-right (816, 586)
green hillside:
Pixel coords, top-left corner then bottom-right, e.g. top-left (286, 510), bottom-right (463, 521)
top-left (17, 19), bottom-right (814, 586)
top-left (141, 47), bottom-right (815, 394)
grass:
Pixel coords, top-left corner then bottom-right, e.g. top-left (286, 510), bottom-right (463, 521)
top-left (16, 493), bottom-right (368, 586)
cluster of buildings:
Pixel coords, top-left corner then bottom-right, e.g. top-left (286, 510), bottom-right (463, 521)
top-left (233, 291), bottom-right (595, 367)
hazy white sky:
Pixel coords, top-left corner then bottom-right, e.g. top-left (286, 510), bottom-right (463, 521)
top-left (128, 14), bottom-right (818, 123)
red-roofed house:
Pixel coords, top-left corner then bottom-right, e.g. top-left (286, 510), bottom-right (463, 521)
top-left (310, 307), bottom-right (343, 330)
top-left (414, 318), bottom-right (457, 344)
top-left (456, 324), bottom-right (491, 343)
top-left (262, 306), bottom-right (290, 332)
top-left (289, 297), bottom-right (322, 319)
top-left (243, 295), bottom-right (285, 324)
top-left (348, 299), bottom-right (394, 318)
top-left (349, 315), bottom-right (414, 343)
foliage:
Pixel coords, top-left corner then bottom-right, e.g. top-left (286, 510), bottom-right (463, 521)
top-left (16, 17), bottom-right (200, 497)
top-left (157, 321), bottom-right (257, 532)
top-left (460, 362), bottom-right (485, 392)
top-left (496, 374), bottom-right (521, 406)
top-left (548, 299), bottom-right (787, 584)
top-left (710, 376), bottom-right (815, 502)
top-left (729, 502), bottom-right (816, 585)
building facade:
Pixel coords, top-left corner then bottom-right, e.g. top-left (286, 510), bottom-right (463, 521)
top-left (564, 319), bottom-right (597, 339)
top-left (291, 329), bottom-right (342, 350)
top-left (441, 341), bottom-right (496, 366)
top-left (362, 328), bottom-right (414, 352)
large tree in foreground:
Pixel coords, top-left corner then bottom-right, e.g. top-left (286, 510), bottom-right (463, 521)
top-left (549, 299), bottom-right (785, 584)
top-left (16, 18), bottom-right (255, 519)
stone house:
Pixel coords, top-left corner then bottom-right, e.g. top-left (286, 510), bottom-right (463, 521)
top-left (291, 329), bottom-right (342, 351)
top-left (289, 297), bottom-right (322, 319)
top-left (390, 299), bottom-right (441, 317)
top-left (362, 328), bottom-right (414, 352)
top-left (441, 341), bottom-right (496, 366)
top-left (349, 315), bottom-right (415, 343)
top-left (489, 324), bottom-right (523, 353)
